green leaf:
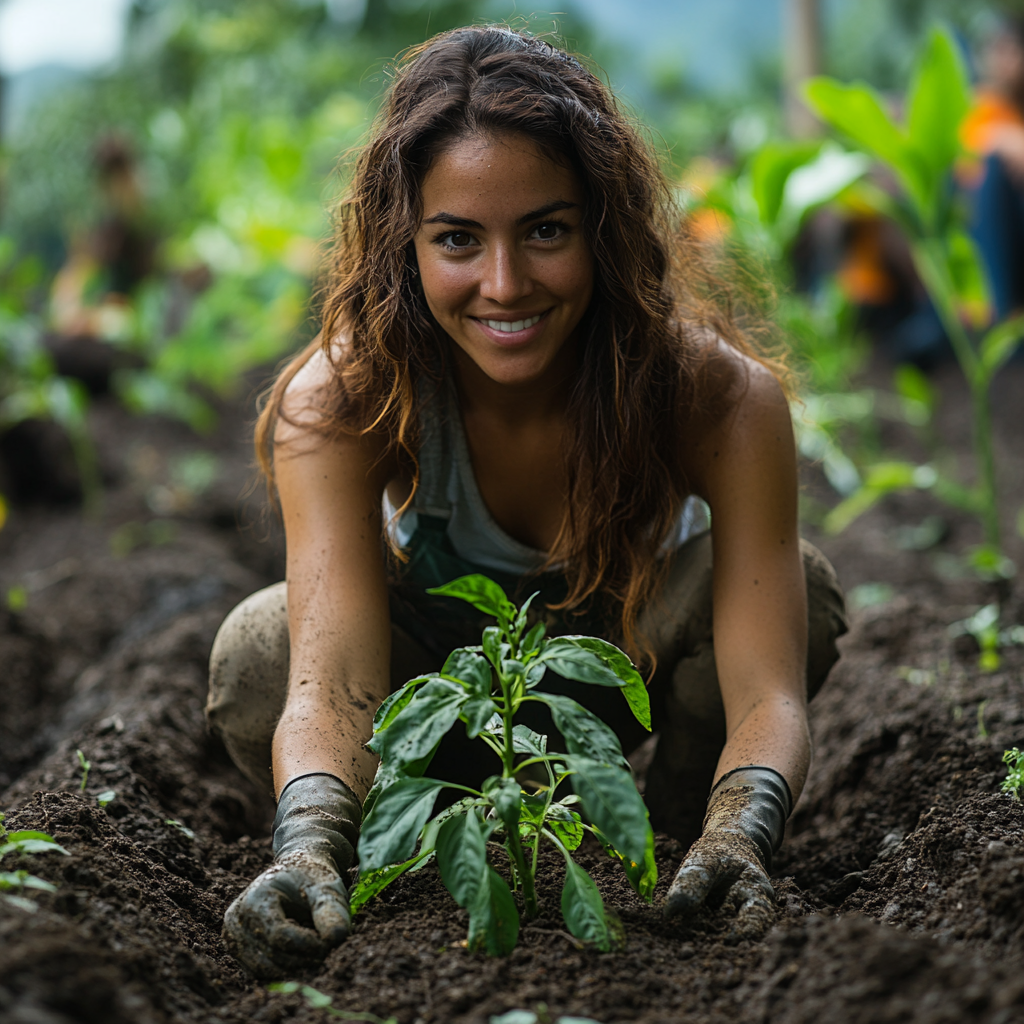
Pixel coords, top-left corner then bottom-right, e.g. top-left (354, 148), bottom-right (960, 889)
top-left (436, 809), bottom-right (488, 907)
top-left (442, 649), bottom-right (493, 696)
top-left (436, 810), bottom-right (519, 956)
top-left (0, 835), bottom-right (69, 858)
top-left (803, 78), bottom-right (930, 220)
top-left (468, 865), bottom-right (520, 956)
top-left (560, 859), bottom-right (625, 952)
top-left (521, 621), bottom-right (546, 654)
top-left (547, 808), bottom-right (584, 852)
top-left (947, 228), bottom-right (990, 322)
top-left (750, 140), bottom-right (822, 225)
top-left (621, 824), bottom-right (658, 902)
top-left (372, 675), bottom-right (435, 732)
top-left (427, 575), bottom-right (515, 622)
top-left (358, 777), bottom-right (446, 872)
top-left (907, 26), bottom-right (970, 185)
top-left (366, 679), bottom-right (468, 767)
top-left (559, 636), bottom-right (651, 730)
top-left (538, 639), bottom-right (624, 687)
top-left (567, 756), bottom-right (651, 868)
top-left (512, 725), bottom-right (547, 757)
top-left (823, 461), bottom-right (936, 534)
top-left (462, 697), bottom-right (500, 739)
top-left (535, 692), bottom-right (628, 769)
top-left (349, 849), bottom-right (431, 914)
top-left (362, 745), bottom-right (439, 816)
top-left (484, 721), bottom-right (547, 756)
top-left (980, 314), bottom-right (1024, 379)
top-left (485, 777), bottom-right (522, 829)
top-left (514, 591), bottom-right (540, 634)
top-left (524, 661), bottom-right (547, 688)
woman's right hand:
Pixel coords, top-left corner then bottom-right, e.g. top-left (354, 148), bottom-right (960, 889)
top-left (223, 774), bottom-right (361, 978)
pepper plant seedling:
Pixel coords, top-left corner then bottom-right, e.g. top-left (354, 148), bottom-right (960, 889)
top-left (0, 811), bottom-right (69, 911)
top-left (352, 575), bottom-right (656, 955)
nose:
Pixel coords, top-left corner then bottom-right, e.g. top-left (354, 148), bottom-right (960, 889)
top-left (479, 244), bottom-right (534, 306)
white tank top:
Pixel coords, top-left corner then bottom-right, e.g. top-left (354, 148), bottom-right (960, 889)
top-left (383, 381), bottom-right (709, 575)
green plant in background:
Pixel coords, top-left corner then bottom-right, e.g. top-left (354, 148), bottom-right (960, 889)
top-left (267, 982), bottom-right (398, 1022)
top-left (0, 812), bottom-right (70, 912)
top-left (805, 26), bottom-right (1024, 569)
top-left (352, 575), bottom-right (655, 956)
top-left (76, 749), bottom-right (91, 792)
top-left (949, 604), bottom-right (1024, 673)
top-left (1001, 747), bottom-right (1024, 801)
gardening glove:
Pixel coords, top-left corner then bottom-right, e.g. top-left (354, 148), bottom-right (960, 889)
top-left (664, 766), bottom-right (791, 941)
top-left (223, 772), bottom-right (361, 978)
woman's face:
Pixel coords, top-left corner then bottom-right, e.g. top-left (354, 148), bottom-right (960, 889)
top-left (412, 132), bottom-right (594, 389)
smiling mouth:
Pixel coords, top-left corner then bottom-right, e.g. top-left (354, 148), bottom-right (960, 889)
top-left (475, 313), bottom-right (545, 333)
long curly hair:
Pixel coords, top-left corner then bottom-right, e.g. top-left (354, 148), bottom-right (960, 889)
top-left (255, 25), bottom-right (784, 662)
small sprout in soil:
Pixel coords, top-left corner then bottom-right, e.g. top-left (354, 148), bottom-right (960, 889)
top-left (977, 700), bottom-right (990, 740)
top-left (165, 819), bottom-right (195, 839)
top-left (6, 584), bottom-right (27, 612)
top-left (0, 811), bottom-right (69, 910)
top-left (76, 749), bottom-right (91, 792)
top-left (948, 604), bottom-right (1024, 672)
top-left (267, 982), bottom-right (398, 1022)
top-left (96, 790), bottom-right (117, 808)
top-left (352, 575), bottom-right (656, 956)
top-left (1001, 748), bottom-right (1024, 801)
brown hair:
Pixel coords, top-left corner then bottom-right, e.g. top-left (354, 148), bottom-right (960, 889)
top-left (256, 25), bottom-right (783, 661)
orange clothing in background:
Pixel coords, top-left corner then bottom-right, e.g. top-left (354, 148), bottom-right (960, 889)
top-left (958, 88), bottom-right (1024, 187)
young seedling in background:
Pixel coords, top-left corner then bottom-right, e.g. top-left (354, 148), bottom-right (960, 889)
top-left (0, 811), bottom-right (69, 912)
top-left (1001, 748), bottom-right (1024, 801)
top-left (805, 27), bottom-right (1024, 570)
top-left (76, 749), bottom-right (91, 792)
top-left (267, 983), bottom-right (398, 1023)
top-left (352, 575), bottom-right (656, 956)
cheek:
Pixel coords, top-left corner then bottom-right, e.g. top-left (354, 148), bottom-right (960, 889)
top-left (418, 259), bottom-right (475, 316)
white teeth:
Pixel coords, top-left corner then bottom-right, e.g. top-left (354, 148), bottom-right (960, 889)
top-left (482, 314), bottom-right (542, 333)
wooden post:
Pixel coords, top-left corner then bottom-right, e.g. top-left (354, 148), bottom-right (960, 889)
top-left (784, 0), bottom-right (823, 138)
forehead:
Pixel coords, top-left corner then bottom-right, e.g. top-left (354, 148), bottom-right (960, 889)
top-left (419, 133), bottom-right (583, 218)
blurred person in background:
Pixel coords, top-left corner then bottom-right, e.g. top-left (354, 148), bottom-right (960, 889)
top-left (961, 13), bottom-right (1024, 321)
top-left (46, 135), bottom-right (155, 393)
top-left (204, 26), bottom-right (848, 977)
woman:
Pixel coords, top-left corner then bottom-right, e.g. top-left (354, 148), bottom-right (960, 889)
top-left (207, 26), bottom-right (847, 977)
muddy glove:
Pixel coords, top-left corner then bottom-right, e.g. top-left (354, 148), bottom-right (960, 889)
top-left (664, 766), bottom-right (791, 941)
top-left (223, 773), bottom-right (360, 977)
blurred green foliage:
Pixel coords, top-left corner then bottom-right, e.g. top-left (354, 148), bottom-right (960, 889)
top-left (807, 27), bottom-right (1024, 562)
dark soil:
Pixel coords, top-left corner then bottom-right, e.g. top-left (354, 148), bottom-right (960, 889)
top-left (1, 360), bottom-right (1023, 1024)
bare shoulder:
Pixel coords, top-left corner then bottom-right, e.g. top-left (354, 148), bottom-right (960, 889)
top-left (682, 339), bottom-right (792, 494)
top-left (277, 336), bottom-right (345, 443)
top-left (274, 334), bottom-right (396, 486)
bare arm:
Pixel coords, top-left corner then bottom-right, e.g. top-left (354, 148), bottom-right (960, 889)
top-left (691, 355), bottom-right (809, 802)
top-left (270, 350), bottom-right (395, 801)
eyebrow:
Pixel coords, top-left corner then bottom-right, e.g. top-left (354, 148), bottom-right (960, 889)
top-left (422, 199), bottom-right (579, 229)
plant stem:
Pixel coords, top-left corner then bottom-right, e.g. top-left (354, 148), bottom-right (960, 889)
top-left (914, 242), bottom-right (1001, 550)
top-left (971, 378), bottom-right (1000, 548)
top-left (498, 669), bottom-right (538, 918)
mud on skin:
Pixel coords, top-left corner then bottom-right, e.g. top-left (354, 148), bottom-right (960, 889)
top-left (1, 369), bottom-right (1024, 1023)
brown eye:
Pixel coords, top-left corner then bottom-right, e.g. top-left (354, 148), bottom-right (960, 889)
top-left (534, 223), bottom-right (562, 240)
top-left (449, 232), bottom-right (472, 247)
